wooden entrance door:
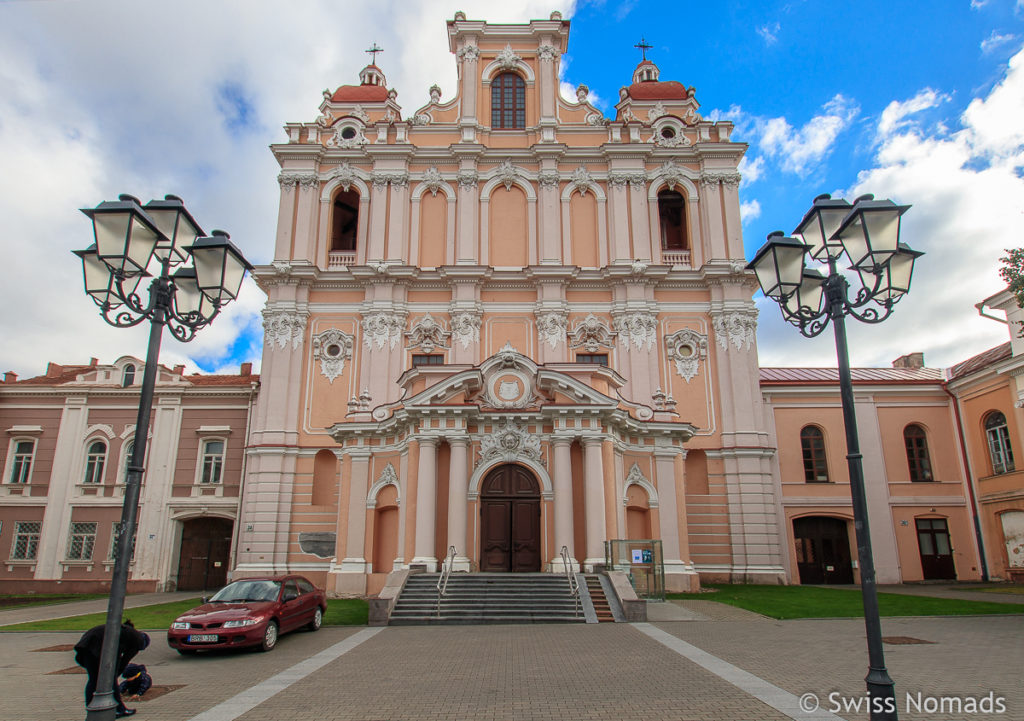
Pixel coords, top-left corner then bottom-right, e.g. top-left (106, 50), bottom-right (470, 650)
top-left (793, 516), bottom-right (854, 584)
top-left (479, 465), bottom-right (541, 572)
top-left (916, 518), bottom-right (956, 580)
top-left (176, 517), bottom-right (233, 591)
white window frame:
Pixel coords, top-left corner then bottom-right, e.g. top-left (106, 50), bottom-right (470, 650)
top-left (107, 522), bottom-right (137, 562)
top-left (199, 438), bottom-right (227, 484)
top-left (66, 522), bottom-right (97, 561)
top-left (83, 439), bottom-right (107, 484)
top-left (6, 438), bottom-right (36, 484)
top-left (11, 521), bottom-right (41, 560)
top-left (985, 412), bottom-right (1015, 475)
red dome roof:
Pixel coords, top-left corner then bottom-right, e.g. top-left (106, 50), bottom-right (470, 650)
top-left (625, 80), bottom-right (688, 100)
top-left (331, 84), bottom-right (389, 102)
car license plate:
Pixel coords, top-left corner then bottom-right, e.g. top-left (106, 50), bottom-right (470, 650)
top-left (187, 634), bottom-right (218, 643)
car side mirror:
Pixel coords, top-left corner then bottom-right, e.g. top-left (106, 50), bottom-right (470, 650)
top-left (201, 596), bottom-right (209, 604)
top-left (283, 591), bottom-right (298, 602)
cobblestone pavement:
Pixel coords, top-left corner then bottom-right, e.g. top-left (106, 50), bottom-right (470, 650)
top-left (6, 614), bottom-right (1022, 721)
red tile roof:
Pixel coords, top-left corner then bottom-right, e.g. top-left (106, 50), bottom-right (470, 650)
top-left (948, 342), bottom-right (1012, 380)
top-left (12, 365), bottom-right (95, 385)
top-left (759, 367), bottom-right (945, 384)
top-left (624, 80), bottom-right (689, 101)
top-left (186, 374), bottom-right (259, 386)
top-left (331, 85), bottom-right (389, 102)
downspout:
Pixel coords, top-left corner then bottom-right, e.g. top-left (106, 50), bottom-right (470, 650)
top-left (944, 382), bottom-right (989, 582)
top-left (228, 376), bottom-right (259, 580)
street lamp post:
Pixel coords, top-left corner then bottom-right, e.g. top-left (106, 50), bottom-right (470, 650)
top-left (73, 194), bottom-right (252, 721)
top-left (748, 193), bottom-right (921, 721)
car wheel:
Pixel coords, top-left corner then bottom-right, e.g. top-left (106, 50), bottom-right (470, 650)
top-left (176, 648), bottom-right (197, 656)
top-left (307, 607), bottom-right (323, 631)
top-left (260, 620), bottom-right (279, 652)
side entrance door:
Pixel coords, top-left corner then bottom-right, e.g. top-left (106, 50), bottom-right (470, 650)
top-left (176, 517), bottom-right (233, 591)
top-left (793, 516), bottom-right (854, 585)
top-left (479, 465), bottom-right (541, 572)
top-left (916, 518), bottom-right (956, 580)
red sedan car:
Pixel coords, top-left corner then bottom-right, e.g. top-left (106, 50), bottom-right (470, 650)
top-left (167, 575), bottom-right (326, 654)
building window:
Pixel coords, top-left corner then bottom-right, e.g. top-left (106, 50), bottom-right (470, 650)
top-left (330, 189), bottom-right (360, 252)
top-left (200, 440), bottom-right (225, 484)
top-left (11, 522), bottom-right (41, 560)
top-left (985, 411), bottom-right (1015, 475)
top-left (8, 440), bottom-right (34, 484)
top-left (66, 522), bottom-right (97, 561)
top-left (122, 364), bottom-right (136, 387)
top-left (107, 522), bottom-right (137, 561)
top-left (491, 72), bottom-right (526, 129)
top-left (904, 424), bottom-right (933, 482)
top-left (412, 354), bottom-right (444, 367)
top-left (83, 441), bottom-right (107, 484)
top-left (800, 426), bottom-right (829, 482)
top-left (118, 440), bottom-right (135, 484)
top-left (657, 189), bottom-right (687, 250)
top-left (575, 353), bottom-right (609, 366)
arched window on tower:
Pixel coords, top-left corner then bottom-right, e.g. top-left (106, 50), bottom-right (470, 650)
top-left (331, 189), bottom-right (360, 253)
top-left (658, 189), bottom-right (687, 250)
top-left (491, 72), bottom-right (526, 129)
top-left (903, 424), bottom-right (933, 482)
top-left (122, 364), bottom-right (135, 387)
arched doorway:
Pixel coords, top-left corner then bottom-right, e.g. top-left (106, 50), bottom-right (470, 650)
top-left (793, 516), bottom-right (854, 584)
top-left (176, 517), bottom-right (233, 591)
top-left (480, 464), bottom-right (541, 572)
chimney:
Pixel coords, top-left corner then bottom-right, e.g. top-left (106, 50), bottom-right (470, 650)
top-left (46, 362), bottom-right (62, 378)
top-left (89, 357), bottom-right (98, 367)
top-left (892, 352), bottom-right (925, 369)
top-left (173, 365), bottom-right (185, 375)
top-left (3, 372), bottom-right (16, 384)
top-left (240, 362), bottom-right (253, 376)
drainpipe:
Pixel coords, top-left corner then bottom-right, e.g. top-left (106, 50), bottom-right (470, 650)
top-left (944, 383), bottom-right (989, 582)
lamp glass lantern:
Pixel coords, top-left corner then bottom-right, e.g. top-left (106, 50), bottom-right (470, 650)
top-left (171, 267), bottom-right (215, 321)
top-left (184, 231), bottom-right (255, 306)
top-left (792, 194), bottom-right (851, 260)
top-left (80, 194), bottom-right (163, 277)
top-left (868, 244), bottom-right (924, 303)
top-left (782, 268), bottom-right (827, 319)
top-left (833, 194), bottom-right (910, 271)
top-left (73, 245), bottom-right (147, 309)
top-left (144, 195), bottom-right (204, 266)
top-left (746, 232), bottom-right (809, 300)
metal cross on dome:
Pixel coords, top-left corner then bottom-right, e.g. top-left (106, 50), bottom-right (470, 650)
top-left (365, 42), bottom-right (383, 64)
top-left (634, 37), bottom-right (653, 61)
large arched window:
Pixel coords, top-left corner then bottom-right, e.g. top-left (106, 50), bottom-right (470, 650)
top-left (491, 72), bottom-right (525, 129)
top-left (800, 426), bottom-right (829, 482)
top-left (657, 189), bottom-right (687, 250)
top-left (331, 189), bottom-right (360, 252)
top-left (83, 441), bottom-right (107, 484)
top-left (903, 424), bottom-right (933, 482)
top-left (985, 411), bottom-right (1015, 475)
top-left (122, 364), bottom-right (136, 387)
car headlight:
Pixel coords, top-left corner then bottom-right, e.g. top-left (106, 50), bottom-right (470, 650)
top-left (222, 618), bottom-right (260, 628)
top-left (171, 621), bottom-right (191, 630)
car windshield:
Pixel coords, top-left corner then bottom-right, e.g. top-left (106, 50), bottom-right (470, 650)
top-left (209, 580), bottom-right (281, 603)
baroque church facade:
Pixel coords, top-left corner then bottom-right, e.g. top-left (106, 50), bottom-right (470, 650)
top-left (237, 12), bottom-right (780, 596)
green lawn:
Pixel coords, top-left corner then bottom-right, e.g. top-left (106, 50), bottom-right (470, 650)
top-left (975, 585), bottom-right (1024, 595)
top-left (0, 598), bottom-right (368, 632)
top-left (666, 584), bottom-right (1024, 620)
top-left (0, 593), bottom-right (108, 610)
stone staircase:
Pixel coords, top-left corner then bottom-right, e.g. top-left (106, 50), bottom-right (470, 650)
top-left (389, 572), bottom-right (586, 625)
top-left (584, 575), bottom-right (615, 622)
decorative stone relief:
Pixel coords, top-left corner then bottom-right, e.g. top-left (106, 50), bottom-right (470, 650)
top-left (361, 311), bottom-right (405, 350)
top-left (682, 106), bottom-right (702, 125)
top-left (316, 109), bottom-right (333, 127)
top-left (655, 129), bottom-right (690, 148)
top-left (429, 84), bottom-right (442, 103)
top-left (329, 125), bottom-right (367, 148)
top-left (420, 167), bottom-right (445, 196)
top-left (647, 102), bottom-right (667, 122)
top-left (477, 418), bottom-right (544, 467)
top-left (330, 162), bottom-right (359, 191)
top-left (609, 171), bottom-right (647, 187)
top-left (495, 43), bottom-right (522, 70)
top-left (457, 44), bottom-right (480, 62)
top-left (537, 170), bottom-right (560, 188)
top-left (277, 172), bottom-right (319, 191)
top-left (312, 328), bottom-right (354, 383)
top-left (624, 463), bottom-right (659, 507)
top-left (366, 463), bottom-right (399, 508)
top-left (494, 159), bottom-right (519, 191)
top-left (262, 309), bottom-right (308, 350)
top-left (576, 84), bottom-right (589, 102)
top-left (660, 161), bottom-right (686, 191)
top-left (613, 311), bottom-right (658, 350)
top-left (350, 106), bottom-right (370, 123)
top-left (586, 112), bottom-right (608, 126)
top-left (410, 113), bottom-right (431, 126)
top-left (404, 313), bottom-right (451, 353)
top-left (535, 311), bottom-right (568, 349)
top-left (665, 328), bottom-right (708, 382)
top-left (537, 43), bottom-right (559, 61)
top-left (457, 169), bottom-right (479, 188)
top-left (630, 259), bottom-right (649, 276)
top-left (372, 171), bottom-right (409, 188)
top-left (570, 166), bottom-right (594, 196)
top-left (568, 314), bottom-right (617, 352)
top-left (700, 172), bottom-right (742, 188)
top-left (713, 310), bottom-right (758, 351)
top-left (450, 311), bottom-right (481, 349)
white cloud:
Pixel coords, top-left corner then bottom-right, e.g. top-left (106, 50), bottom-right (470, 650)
top-left (971, 0), bottom-right (992, 7)
top-left (740, 199), bottom-right (762, 224)
top-left (738, 155), bottom-right (765, 184)
top-left (981, 30), bottom-right (1018, 53)
top-left (757, 95), bottom-right (860, 175)
top-left (757, 45), bottom-right (1024, 369)
top-left (876, 88), bottom-right (948, 138)
top-left (757, 21), bottom-right (780, 45)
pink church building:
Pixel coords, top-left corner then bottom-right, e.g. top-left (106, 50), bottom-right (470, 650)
top-left (236, 12), bottom-right (782, 596)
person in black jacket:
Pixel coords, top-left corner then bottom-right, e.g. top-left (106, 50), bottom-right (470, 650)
top-left (74, 619), bottom-right (150, 718)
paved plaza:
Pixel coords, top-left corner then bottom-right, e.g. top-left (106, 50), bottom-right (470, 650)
top-left (2, 595), bottom-right (1022, 721)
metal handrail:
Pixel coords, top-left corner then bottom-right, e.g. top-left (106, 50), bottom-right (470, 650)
top-left (436, 545), bottom-right (457, 617)
top-left (560, 545), bottom-right (580, 617)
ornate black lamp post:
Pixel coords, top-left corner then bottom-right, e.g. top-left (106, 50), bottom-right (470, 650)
top-left (73, 194), bottom-right (252, 721)
top-left (748, 193), bottom-right (921, 721)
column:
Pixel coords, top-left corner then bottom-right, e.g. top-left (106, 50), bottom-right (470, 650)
top-left (551, 438), bottom-right (577, 571)
top-left (339, 450), bottom-right (371, 574)
top-left (412, 437), bottom-right (439, 570)
top-left (446, 438), bottom-right (471, 571)
top-left (654, 447), bottom-right (698, 591)
top-left (582, 437), bottom-right (607, 570)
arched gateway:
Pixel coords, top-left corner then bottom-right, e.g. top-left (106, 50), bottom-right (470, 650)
top-left (479, 464), bottom-right (541, 572)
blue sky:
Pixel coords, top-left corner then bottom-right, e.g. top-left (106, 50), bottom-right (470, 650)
top-left (1, 0), bottom-right (1023, 377)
